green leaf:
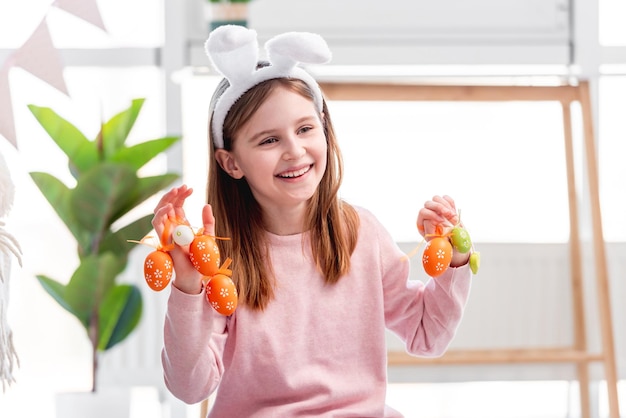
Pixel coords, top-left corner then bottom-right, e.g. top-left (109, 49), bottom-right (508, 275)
top-left (27, 97), bottom-right (182, 355)
top-left (98, 284), bottom-right (143, 351)
top-left (69, 163), bottom-right (138, 240)
top-left (64, 253), bottom-right (126, 328)
top-left (29, 172), bottom-right (91, 252)
top-left (111, 136), bottom-right (181, 171)
top-left (99, 98), bottom-right (145, 159)
top-left (27, 104), bottom-right (98, 176)
top-left (36, 275), bottom-right (78, 317)
top-left (111, 173), bottom-right (179, 223)
top-left (99, 214), bottom-right (155, 258)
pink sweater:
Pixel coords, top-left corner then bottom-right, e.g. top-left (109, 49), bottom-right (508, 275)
top-left (162, 207), bottom-right (472, 417)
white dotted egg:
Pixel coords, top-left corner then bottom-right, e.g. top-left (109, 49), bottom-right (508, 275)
top-left (172, 225), bottom-right (195, 246)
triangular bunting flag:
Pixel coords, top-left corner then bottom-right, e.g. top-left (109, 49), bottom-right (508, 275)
top-left (13, 19), bottom-right (69, 96)
top-left (0, 66), bottom-right (17, 149)
top-left (53, 0), bottom-right (107, 32)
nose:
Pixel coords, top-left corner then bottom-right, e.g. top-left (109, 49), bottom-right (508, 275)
top-left (282, 135), bottom-right (305, 160)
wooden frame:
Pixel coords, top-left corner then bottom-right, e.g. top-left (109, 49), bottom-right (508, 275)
top-left (319, 79), bottom-right (618, 418)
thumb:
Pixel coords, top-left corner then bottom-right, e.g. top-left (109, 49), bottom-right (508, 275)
top-left (202, 204), bottom-right (216, 236)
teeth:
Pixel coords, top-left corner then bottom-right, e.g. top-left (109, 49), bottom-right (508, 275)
top-left (279, 166), bottom-right (310, 178)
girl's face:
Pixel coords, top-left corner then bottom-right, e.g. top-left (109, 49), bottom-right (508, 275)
top-left (216, 85), bottom-right (328, 215)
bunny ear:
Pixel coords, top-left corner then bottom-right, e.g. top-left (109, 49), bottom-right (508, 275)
top-left (205, 25), bottom-right (259, 84)
top-left (205, 26), bottom-right (331, 149)
top-left (265, 32), bottom-right (332, 71)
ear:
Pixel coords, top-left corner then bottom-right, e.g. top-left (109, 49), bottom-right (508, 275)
top-left (215, 149), bottom-right (244, 179)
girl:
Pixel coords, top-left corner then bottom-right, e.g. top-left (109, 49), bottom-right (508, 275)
top-left (153, 25), bottom-right (473, 417)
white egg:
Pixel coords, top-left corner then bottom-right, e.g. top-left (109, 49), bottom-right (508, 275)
top-left (172, 225), bottom-right (195, 246)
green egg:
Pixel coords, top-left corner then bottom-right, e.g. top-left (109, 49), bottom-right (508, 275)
top-left (450, 226), bottom-right (472, 253)
top-left (470, 252), bottom-right (480, 274)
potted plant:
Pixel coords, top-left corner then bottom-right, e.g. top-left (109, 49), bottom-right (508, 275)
top-left (27, 98), bottom-right (180, 413)
top-left (206, 0), bottom-right (253, 31)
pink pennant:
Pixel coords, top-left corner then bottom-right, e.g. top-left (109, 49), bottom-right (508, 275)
top-left (12, 19), bottom-right (69, 96)
top-left (0, 66), bottom-right (17, 149)
top-left (53, 0), bottom-right (107, 32)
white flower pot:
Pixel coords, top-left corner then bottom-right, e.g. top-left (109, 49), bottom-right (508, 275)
top-left (55, 387), bottom-right (131, 418)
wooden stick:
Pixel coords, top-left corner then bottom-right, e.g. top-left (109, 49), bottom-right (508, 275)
top-left (388, 348), bottom-right (604, 366)
top-left (562, 100), bottom-right (591, 418)
top-left (579, 81), bottom-right (620, 418)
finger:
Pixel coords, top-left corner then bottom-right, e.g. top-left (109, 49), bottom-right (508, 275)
top-left (432, 195), bottom-right (453, 212)
top-left (442, 195), bottom-right (456, 209)
top-left (429, 196), bottom-right (457, 222)
top-left (173, 188), bottom-right (193, 224)
top-left (422, 220), bottom-right (438, 239)
top-left (417, 207), bottom-right (445, 224)
top-left (421, 202), bottom-right (449, 223)
top-left (440, 195), bottom-right (460, 224)
top-left (154, 187), bottom-right (180, 214)
top-left (156, 186), bottom-right (193, 225)
top-left (152, 204), bottom-right (173, 230)
top-left (202, 204), bottom-right (216, 236)
top-left (154, 185), bottom-right (192, 213)
top-left (416, 208), bottom-right (446, 237)
top-left (150, 205), bottom-right (177, 247)
top-left (172, 186), bottom-right (193, 210)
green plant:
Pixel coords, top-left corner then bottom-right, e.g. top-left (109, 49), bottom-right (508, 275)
top-left (27, 98), bottom-right (181, 392)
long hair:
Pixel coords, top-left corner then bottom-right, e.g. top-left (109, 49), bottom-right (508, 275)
top-left (206, 77), bottom-right (359, 310)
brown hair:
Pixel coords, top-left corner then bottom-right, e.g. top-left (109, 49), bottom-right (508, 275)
top-left (207, 77), bottom-right (359, 310)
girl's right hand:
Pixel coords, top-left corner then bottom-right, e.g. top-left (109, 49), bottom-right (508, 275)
top-left (152, 185), bottom-right (216, 295)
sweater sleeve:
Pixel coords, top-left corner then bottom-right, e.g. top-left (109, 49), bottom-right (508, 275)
top-left (161, 285), bottom-right (229, 404)
top-left (374, 214), bottom-right (472, 357)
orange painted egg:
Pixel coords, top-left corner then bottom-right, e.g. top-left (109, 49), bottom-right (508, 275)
top-left (422, 237), bottom-right (453, 277)
top-left (205, 274), bottom-right (238, 315)
top-left (189, 235), bottom-right (221, 276)
top-left (144, 250), bottom-right (173, 291)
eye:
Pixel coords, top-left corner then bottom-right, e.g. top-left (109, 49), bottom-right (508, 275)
top-left (298, 125), bottom-right (313, 135)
top-left (259, 137), bottom-right (278, 145)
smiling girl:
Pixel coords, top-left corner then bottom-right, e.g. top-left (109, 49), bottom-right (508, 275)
top-left (153, 25), bottom-right (473, 418)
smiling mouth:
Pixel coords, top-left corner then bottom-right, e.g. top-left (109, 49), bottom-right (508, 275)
top-left (276, 165), bottom-right (312, 178)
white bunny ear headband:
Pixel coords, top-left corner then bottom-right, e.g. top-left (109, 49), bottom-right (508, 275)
top-left (205, 25), bottom-right (332, 149)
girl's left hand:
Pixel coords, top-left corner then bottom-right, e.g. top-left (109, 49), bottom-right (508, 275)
top-left (417, 195), bottom-right (470, 268)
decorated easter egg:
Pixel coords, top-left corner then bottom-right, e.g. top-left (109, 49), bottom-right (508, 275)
top-left (205, 274), bottom-right (238, 315)
top-left (172, 224), bottom-right (195, 246)
top-left (189, 235), bottom-right (221, 276)
top-left (470, 251), bottom-right (481, 274)
top-left (144, 250), bottom-right (173, 291)
top-left (422, 237), bottom-right (453, 277)
top-left (450, 226), bottom-right (472, 254)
